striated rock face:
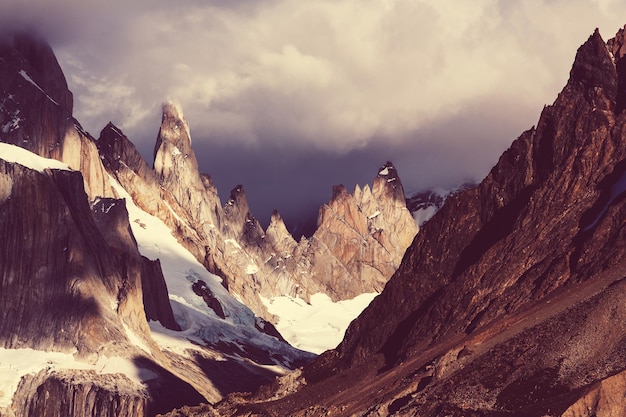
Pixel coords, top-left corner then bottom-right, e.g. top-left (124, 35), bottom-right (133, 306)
top-left (99, 105), bottom-right (418, 322)
top-left (0, 161), bottom-right (141, 354)
top-left (171, 25), bottom-right (626, 417)
top-left (307, 162), bottom-right (418, 298)
top-left (10, 370), bottom-right (148, 417)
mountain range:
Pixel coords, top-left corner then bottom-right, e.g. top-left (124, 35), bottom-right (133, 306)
top-left (171, 25), bottom-right (626, 417)
top-left (0, 31), bottom-right (421, 416)
top-left (3, 22), bottom-right (626, 417)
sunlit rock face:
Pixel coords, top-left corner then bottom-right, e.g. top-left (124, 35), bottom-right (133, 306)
top-left (307, 161), bottom-right (419, 299)
top-left (0, 161), bottom-right (146, 354)
top-left (11, 370), bottom-right (149, 417)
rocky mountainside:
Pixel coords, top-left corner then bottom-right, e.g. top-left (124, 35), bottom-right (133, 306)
top-left (0, 32), bottom-right (311, 417)
top-left (99, 103), bottom-right (418, 321)
top-left (162, 25), bottom-right (626, 417)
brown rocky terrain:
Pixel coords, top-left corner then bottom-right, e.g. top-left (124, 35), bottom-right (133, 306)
top-left (158, 25), bottom-right (626, 417)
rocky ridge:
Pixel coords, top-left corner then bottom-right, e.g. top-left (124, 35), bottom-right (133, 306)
top-left (164, 25), bottom-right (626, 417)
top-left (99, 105), bottom-right (418, 320)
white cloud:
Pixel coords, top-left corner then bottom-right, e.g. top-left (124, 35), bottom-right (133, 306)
top-left (50, 0), bottom-right (626, 152)
top-left (5, 0), bottom-right (626, 224)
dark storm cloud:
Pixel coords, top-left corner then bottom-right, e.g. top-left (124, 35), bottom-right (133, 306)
top-left (3, 0), bottom-right (626, 232)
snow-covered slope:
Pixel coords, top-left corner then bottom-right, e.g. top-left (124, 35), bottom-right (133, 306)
top-left (109, 177), bottom-right (310, 367)
top-left (0, 142), bottom-right (69, 172)
top-left (261, 293), bottom-right (378, 354)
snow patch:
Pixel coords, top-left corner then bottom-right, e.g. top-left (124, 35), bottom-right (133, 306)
top-left (109, 124), bottom-right (123, 137)
top-left (379, 167), bottom-right (389, 176)
top-left (94, 355), bottom-right (158, 384)
top-left (123, 322), bottom-right (151, 354)
top-left (148, 321), bottom-right (209, 356)
top-left (245, 264), bottom-right (259, 274)
top-left (261, 292), bottom-right (378, 354)
top-left (1, 111), bottom-right (22, 133)
top-left (368, 211), bottom-right (381, 219)
top-left (413, 205), bottom-right (439, 226)
top-left (18, 70), bottom-right (59, 105)
top-left (0, 143), bottom-right (69, 172)
top-left (171, 146), bottom-right (182, 157)
top-left (93, 198), bottom-right (117, 214)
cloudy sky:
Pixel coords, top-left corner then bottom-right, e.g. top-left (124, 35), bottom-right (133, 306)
top-left (4, 0), bottom-right (626, 235)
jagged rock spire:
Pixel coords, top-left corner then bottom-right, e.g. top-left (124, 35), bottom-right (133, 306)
top-left (153, 101), bottom-right (199, 185)
top-left (372, 161), bottom-right (406, 203)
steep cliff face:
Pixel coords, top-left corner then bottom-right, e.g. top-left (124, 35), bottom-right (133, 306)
top-left (307, 162), bottom-right (418, 298)
top-left (172, 25), bottom-right (626, 417)
top-left (335, 26), bottom-right (622, 371)
top-left (0, 158), bottom-right (140, 354)
top-left (0, 33), bottom-right (113, 200)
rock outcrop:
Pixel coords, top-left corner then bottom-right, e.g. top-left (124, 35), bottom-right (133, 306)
top-left (140, 257), bottom-right (181, 331)
top-left (167, 25), bottom-right (626, 417)
top-left (10, 370), bottom-right (149, 417)
top-left (306, 162), bottom-right (418, 298)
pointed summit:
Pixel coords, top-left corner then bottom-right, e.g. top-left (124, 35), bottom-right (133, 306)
top-left (567, 28), bottom-right (617, 111)
top-left (0, 31), bottom-right (73, 156)
top-left (224, 185), bottom-right (251, 223)
top-left (152, 101), bottom-right (205, 200)
top-left (372, 161), bottom-right (407, 204)
top-left (0, 32), bottom-right (73, 113)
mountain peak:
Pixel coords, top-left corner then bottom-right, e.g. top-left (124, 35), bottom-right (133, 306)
top-left (153, 100), bottom-right (201, 187)
top-left (608, 24), bottom-right (626, 60)
top-left (0, 31), bottom-right (73, 114)
top-left (162, 100), bottom-right (186, 125)
top-left (372, 160), bottom-right (406, 203)
top-left (376, 161), bottom-right (396, 178)
top-left (225, 184), bottom-right (249, 211)
top-left (567, 26), bottom-right (617, 110)
top-left (330, 184), bottom-right (349, 202)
